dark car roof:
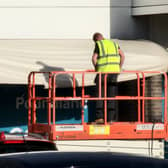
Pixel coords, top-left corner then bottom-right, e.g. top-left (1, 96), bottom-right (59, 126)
top-left (0, 151), bottom-right (168, 168)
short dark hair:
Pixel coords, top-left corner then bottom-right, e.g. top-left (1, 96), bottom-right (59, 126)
top-left (92, 32), bottom-right (103, 42)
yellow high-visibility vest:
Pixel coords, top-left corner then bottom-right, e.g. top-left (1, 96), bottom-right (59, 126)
top-left (96, 39), bottom-right (120, 72)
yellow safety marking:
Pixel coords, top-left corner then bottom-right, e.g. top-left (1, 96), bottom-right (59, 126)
top-left (89, 125), bottom-right (110, 135)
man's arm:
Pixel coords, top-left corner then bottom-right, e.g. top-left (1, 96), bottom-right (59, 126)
top-left (119, 49), bottom-right (125, 69)
top-left (92, 43), bottom-right (99, 69)
top-left (92, 53), bottom-right (98, 68)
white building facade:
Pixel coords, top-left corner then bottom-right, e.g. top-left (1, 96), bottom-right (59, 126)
top-left (0, 0), bottom-right (167, 48)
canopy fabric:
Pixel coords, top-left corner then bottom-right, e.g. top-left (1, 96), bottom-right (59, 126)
top-left (0, 39), bottom-right (168, 87)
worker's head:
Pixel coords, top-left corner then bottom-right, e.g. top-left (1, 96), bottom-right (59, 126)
top-left (92, 32), bottom-right (104, 42)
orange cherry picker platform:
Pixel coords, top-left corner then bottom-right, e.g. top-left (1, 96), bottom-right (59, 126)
top-left (28, 70), bottom-right (168, 157)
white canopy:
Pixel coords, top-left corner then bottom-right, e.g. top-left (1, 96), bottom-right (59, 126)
top-left (0, 39), bottom-right (168, 87)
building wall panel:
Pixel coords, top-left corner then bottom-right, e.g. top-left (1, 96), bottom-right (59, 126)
top-left (132, 0), bottom-right (168, 16)
top-left (133, 0), bottom-right (168, 7)
top-left (0, 0), bottom-right (110, 39)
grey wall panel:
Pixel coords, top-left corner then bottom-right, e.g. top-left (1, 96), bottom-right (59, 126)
top-left (132, 0), bottom-right (168, 15)
top-left (132, 5), bottom-right (168, 16)
top-left (110, 8), bottom-right (133, 39)
top-left (149, 14), bottom-right (168, 48)
top-left (110, 0), bottom-right (148, 39)
top-left (133, 0), bottom-right (168, 7)
top-left (110, 0), bottom-right (131, 7)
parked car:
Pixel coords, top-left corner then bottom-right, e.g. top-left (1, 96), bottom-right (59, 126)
top-left (0, 132), bottom-right (57, 154)
top-left (0, 151), bottom-right (168, 168)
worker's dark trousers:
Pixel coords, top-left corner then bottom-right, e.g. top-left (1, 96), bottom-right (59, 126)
top-left (95, 74), bottom-right (118, 122)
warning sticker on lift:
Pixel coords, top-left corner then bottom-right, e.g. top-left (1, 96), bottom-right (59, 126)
top-left (56, 125), bottom-right (84, 132)
top-left (89, 125), bottom-right (110, 135)
top-left (136, 124), bottom-right (164, 130)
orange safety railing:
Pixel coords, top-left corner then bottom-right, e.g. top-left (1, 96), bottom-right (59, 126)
top-left (28, 70), bottom-right (168, 140)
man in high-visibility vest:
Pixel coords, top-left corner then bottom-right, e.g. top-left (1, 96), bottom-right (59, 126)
top-left (92, 32), bottom-right (125, 124)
